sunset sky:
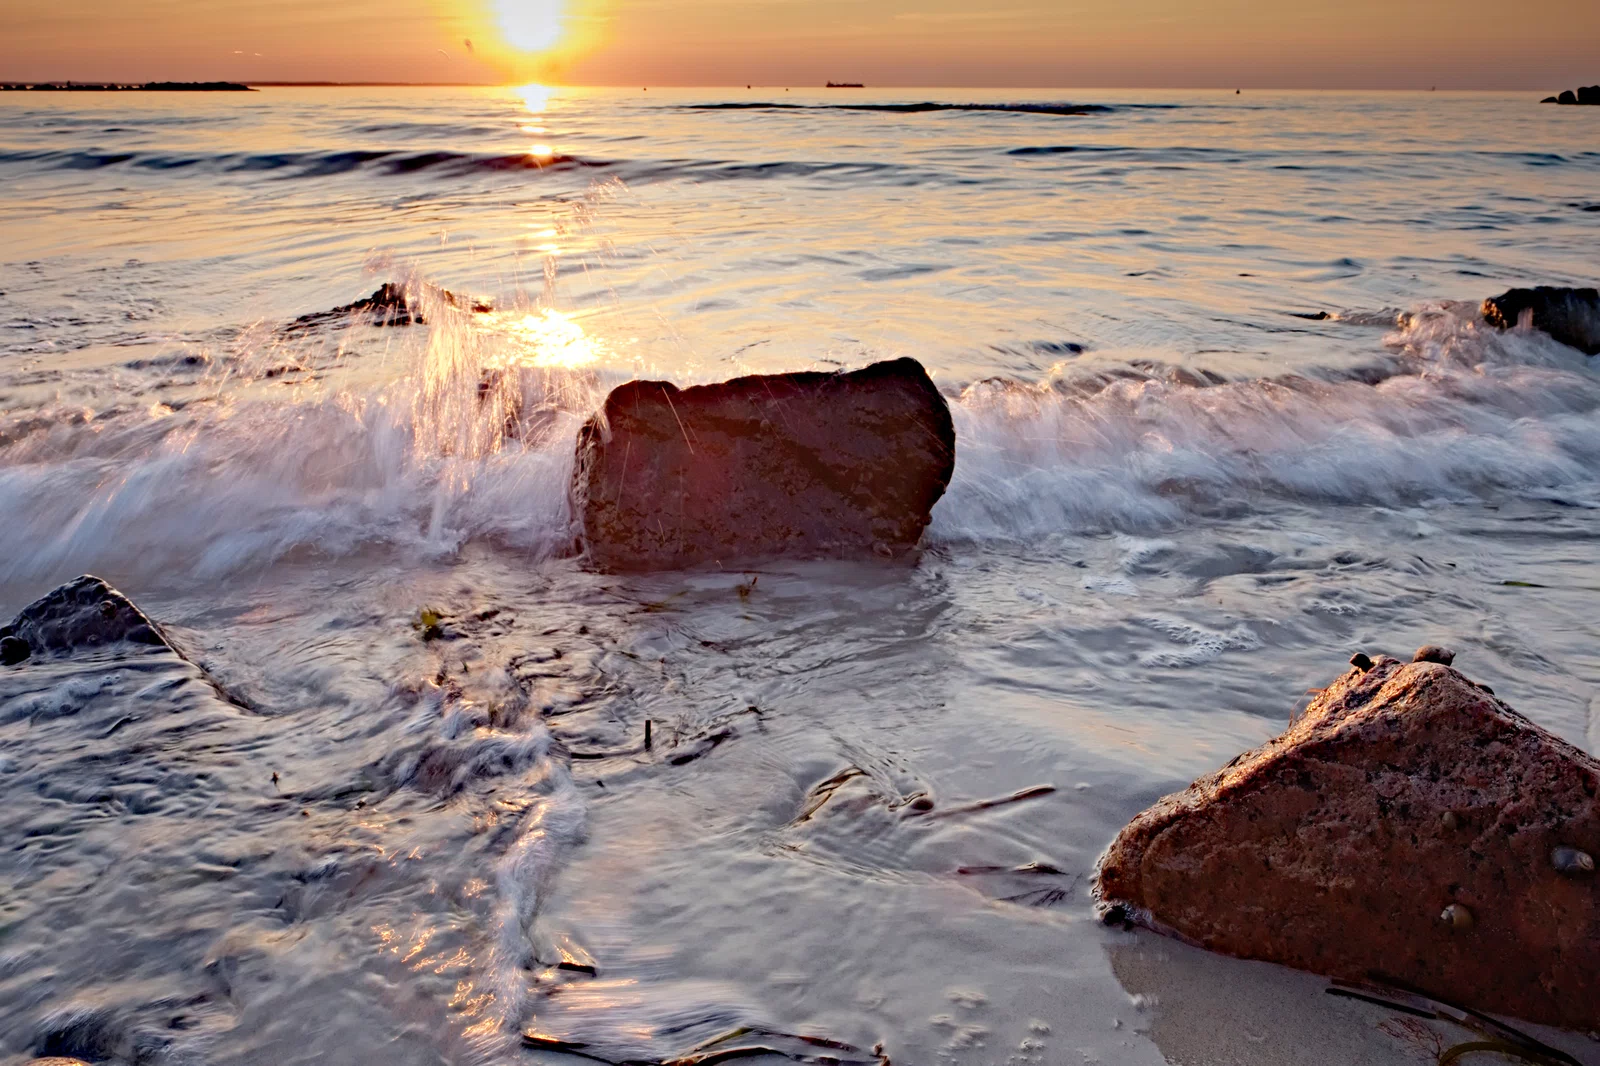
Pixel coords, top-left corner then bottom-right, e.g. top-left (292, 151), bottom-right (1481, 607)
top-left (2, 0), bottom-right (1596, 89)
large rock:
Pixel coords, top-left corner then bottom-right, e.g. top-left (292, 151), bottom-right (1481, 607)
top-left (1545, 87), bottom-right (1600, 105)
top-left (571, 357), bottom-right (956, 571)
top-left (1095, 651), bottom-right (1600, 1030)
top-left (0, 575), bottom-right (172, 663)
top-left (1482, 285), bottom-right (1600, 355)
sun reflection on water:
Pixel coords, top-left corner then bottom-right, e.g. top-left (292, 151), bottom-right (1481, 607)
top-left (518, 83), bottom-right (553, 114)
top-left (492, 308), bottom-right (602, 370)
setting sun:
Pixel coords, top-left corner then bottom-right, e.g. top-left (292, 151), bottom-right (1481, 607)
top-left (493, 0), bottom-right (565, 53)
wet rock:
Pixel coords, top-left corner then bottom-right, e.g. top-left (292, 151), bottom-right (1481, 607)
top-left (1481, 286), bottom-right (1600, 355)
top-left (1, 634), bottom-right (29, 666)
top-left (1095, 655), bottom-right (1600, 1030)
top-left (1, 575), bottom-right (172, 657)
top-left (286, 281), bottom-right (491, 331)
top-left (571, 357), bottom-right (957, 571)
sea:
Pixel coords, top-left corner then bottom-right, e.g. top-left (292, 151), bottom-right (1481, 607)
top-left (0, 86), bottom-right (1597, 1066)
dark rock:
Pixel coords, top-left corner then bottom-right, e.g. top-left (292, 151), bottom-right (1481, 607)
top-left (571, 357), bottom-right (956, 571)
top-left (1, 634), bottom-right (29, 665)
top-left (1481, 286), bottom-right (1600, 355)
top-left (1580, 85), bottom-right (1600, 105)
top-left (1095, 655), bottom-right (1600, 1030)
top-left (286, 282), bottom-right (491, 331)
top-left (1558, 89), bottom-right (1578, 104)
top-left (1348, 652), bottom-right (1372, 672)
top-left (1412, 644), bottom-right (1455, 665)
top-left (1, 575), bottom-right (173, 658)
top-left (1542, 96), bottom-right (1560, 103)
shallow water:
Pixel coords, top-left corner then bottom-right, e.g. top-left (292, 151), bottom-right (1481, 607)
top-left (1, 87), bottom-right (1598, 1065)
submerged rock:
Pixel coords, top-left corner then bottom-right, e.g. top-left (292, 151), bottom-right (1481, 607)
top-left (1095, 654), bottom-right (1600, 1030)
top-left (1481, 286), bottom-right (1600, 355)
top-left (571, 357), bottom-right (956, 571)
top-left (1, 575), bottom-right (172, 658)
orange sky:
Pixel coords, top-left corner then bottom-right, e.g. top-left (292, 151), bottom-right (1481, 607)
top-left (2, 0), bottom-right (1596, 88)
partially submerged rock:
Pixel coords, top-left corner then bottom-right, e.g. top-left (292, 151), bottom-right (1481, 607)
top-left (1542, 86), bottom-right (1599, 105)
top-left (1095, 651), bottom-right (1600, 1030)
top-left (1481, 286), bottom-right (1600, 355)
top-left (286, 282), bottom-right (491, 331)
top-left (1, 575), bottom-right (172, 661)
top-left (571, 357), bottom-right (956, 571)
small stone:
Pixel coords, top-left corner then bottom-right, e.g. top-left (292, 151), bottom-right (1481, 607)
top-left (1441, 903), bottom-right (1474, 930)
top-left (0, 635), bottom-right (29, 666)
top-left (1553, 847), bottom-right (1595, 876)
top-left (1349, 652), bottom-right (1373, 672)
top-left (1413, 645), bottom-right (1456, 666)
top-left (1441, 811), bottom-right (1459, 831)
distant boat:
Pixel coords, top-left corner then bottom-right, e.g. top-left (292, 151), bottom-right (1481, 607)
top-left (825, 81), bottom-right (864, 89)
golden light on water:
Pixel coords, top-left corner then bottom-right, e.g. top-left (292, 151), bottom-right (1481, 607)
top-left (496, 309), bottom-right (601, 369)
top-left (493, 0), bottom-right (566, 53)
top-left (518, 82), bottom-right (554, 113)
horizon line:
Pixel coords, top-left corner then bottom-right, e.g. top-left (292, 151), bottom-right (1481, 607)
top-left (0, 79), bottom-right (1573, 92)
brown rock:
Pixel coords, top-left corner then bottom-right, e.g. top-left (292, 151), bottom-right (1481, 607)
top-left (1095, 655), bottom-right (1600, 1030)
top-left (571, 358), bottom-right (956, 571)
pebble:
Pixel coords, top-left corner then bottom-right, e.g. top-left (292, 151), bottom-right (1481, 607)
top-left (1552, 847), bottom-right (1595, 876)
top-left (1413, 645), bottom-right (1456, 665)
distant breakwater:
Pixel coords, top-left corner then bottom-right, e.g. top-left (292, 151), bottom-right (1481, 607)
top-left (0, 81), bottom-right (254, 92)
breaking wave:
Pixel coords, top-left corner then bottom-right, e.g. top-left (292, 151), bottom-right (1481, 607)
top-left (0, 298), bottom-right (1596, 586)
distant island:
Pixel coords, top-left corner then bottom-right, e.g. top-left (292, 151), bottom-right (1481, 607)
top-left (825, 81), bottom-right (865, 89)
top-left (0, 81), bottom-right (254, 92)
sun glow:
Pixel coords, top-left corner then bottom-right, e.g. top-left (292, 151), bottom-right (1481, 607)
top-left (518, 83), bottom-right (553, 113)
top-left (493, 0), bottom-right (566, 53)
top-left (496, 309), bottom-right (602, 370)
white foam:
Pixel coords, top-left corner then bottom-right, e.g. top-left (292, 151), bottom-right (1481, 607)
top-left (929, 306), bottom-right (1600, 543)
top-left (0, 301), bottom-right (1595, 586)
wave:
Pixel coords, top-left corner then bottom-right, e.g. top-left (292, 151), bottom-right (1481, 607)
top-left (678, 101), bottom-right (1117, 117)
top-left (0, 300), bottom-right (1596, 586)
top-left (0, 147), bottom-right (599, 178)
top-left (0, 147), bottom-right (950, 187)
top-left (933, 307), bottom-right (1600, 540)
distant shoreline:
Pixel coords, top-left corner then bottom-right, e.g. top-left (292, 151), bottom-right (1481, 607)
top-left (1, 81), bottom-right (254, 92)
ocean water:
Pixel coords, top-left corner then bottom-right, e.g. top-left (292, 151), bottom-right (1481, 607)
top-left (0, 86), bottom-right (1598, 1065)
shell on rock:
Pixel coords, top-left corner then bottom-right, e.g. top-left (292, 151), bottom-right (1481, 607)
top-left (1413, 645), bottom-right (1456, 665)
top-left (1350, 652), bottom-right (1374, 672)
top-left (1552, 847), bottom-right (1595, 876)
top-left (1440, 903), bottom-right (1474, 930)
top-left (1441, 811), bottom-right (1459, 831)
